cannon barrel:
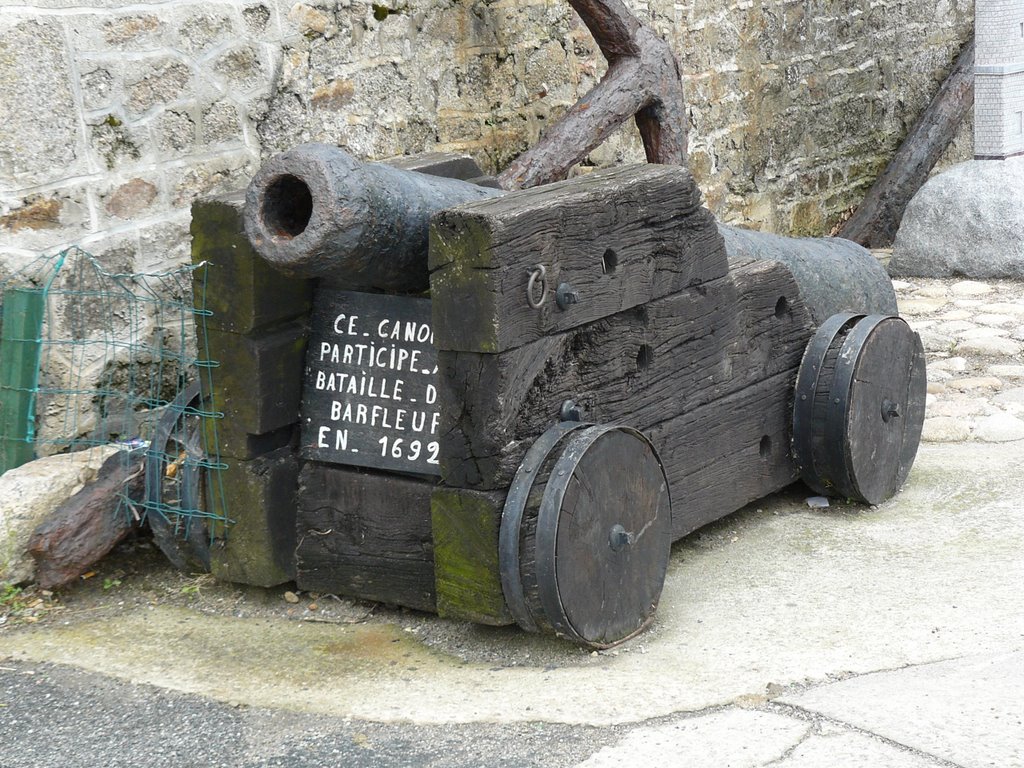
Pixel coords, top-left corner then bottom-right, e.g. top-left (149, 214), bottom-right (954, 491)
top-left (244, 143), bottom-right (895, 316)
top-left (243, 143), bottom-right (504, 291)
top-left (719, 225), bottom-right (897, 324)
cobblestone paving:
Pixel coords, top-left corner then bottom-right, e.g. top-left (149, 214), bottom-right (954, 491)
top-left (893, 278), bottom-right (1024, 444)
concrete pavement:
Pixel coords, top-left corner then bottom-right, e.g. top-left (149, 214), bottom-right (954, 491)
top-left (1, 277), bottom-right (1022, 767)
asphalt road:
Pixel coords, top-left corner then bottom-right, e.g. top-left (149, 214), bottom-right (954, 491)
top-left (0, 661), bottom-right (615, 768)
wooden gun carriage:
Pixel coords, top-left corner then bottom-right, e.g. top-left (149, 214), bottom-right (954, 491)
top-left (182, 144), bottom-right (926, 648)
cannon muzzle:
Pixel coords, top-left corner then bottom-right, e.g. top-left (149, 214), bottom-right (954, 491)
top-left (243, 143), bottom-right (503, 291)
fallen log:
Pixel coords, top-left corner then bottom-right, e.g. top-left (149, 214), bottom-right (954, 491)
top-left (28, 450), bottom-right (144, 589)
top-left (838, 37), bottom-right (974, 248)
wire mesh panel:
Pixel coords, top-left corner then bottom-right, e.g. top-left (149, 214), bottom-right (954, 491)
top-left (0, 247), bottom-right (228, 554)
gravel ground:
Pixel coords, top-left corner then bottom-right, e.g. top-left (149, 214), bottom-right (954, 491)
top-left (893, 277), bottom-right (1024, 443)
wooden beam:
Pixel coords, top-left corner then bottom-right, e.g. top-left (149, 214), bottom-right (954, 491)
top-left (838, 37), bottom-right (974, 248)
top-left (296, 463), bottom-right (437, 612)
top-left (431, 486), bottom-right (512, 625)
top-left (437, 259), bottom-right (813, 490)
top-left (429, 164), bottom-right (726, 354)
top-left (208, 447), bottom-right (299, 587)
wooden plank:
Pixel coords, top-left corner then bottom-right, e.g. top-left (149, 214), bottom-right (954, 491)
top-left (203, 321), bottom-right (308, 460)
top-left (296, 463), bottom-right (437, 612)
top-left (384, 152), bottom-right (486, 181)
top-left (0, 288), bottom-right (44, 476)
top-left (431, 485), bottom-right (512, 625)
top-left (438, 259), bottom-right (814, 490)
top-left (429, 164), bottom-right (728, 354)
top-left (651, 370), bottom-right (800, 539)
top-left (190, 193), bottom-right (314, 335)
top-left (208, 446), bottom-right (298, 587)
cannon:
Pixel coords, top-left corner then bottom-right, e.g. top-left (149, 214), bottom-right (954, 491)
top-left (185, 144), bottom-right (925, 647)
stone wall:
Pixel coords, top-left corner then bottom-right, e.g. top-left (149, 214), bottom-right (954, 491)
top-left (1, 0), bottom-right (975, 279)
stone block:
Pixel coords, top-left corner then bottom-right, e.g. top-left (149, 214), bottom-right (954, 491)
top-left (0, 447), bottom-right (118, 585)
top-left (892, 158), bottom-right (1024, 279)
top-left (126, 59), bottom-right (192, 115)
top-left (80, 66), bottom-right (118, 111)
top-left (242, 4), bottom-right (273, 34)
top-left (102, 14), bottom-right (162, 47)
top-left (0, 192), bottom-right (90, 243)
top-left (0, 19), bottom-right (81, 186)
top-left (171, 153), bottom-right (256, 207)
top-left (88, 116), bottom-right (144, 171)
top-left (137, 218), bottom-right (191, 273)
top-left (974, 412), bottom-right (1024, 443)
top-left (155, 110), bottom-right (198, 154)
top-left (176, 10), bottom-right (236, 55)
top-left (213, 45), bottom-right (266, 94)
top-left (921, 416), bottom-right (971, 443)
top-left (103, 178), bottom-right (158, 220)
top-left (200, 102), bottom-right (241, 145)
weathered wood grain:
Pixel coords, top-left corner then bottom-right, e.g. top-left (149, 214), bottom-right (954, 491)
top-left (29, 450), bottom-right (144, 589)
top-left (296, 463), bottom-right (436, 612)
top-left (438, 258), bottom-right (814, 490)
top-left (191, 192), bottom-right (313, 464)
top-left (651, 370), bottom-right (800, 539)
top-left (431, 485), bottom-right (512, 624)
top-left (202, 321), bottom-right (308, 460)
top-left (429, 164), bottom-right (727, 354)
top-left (208, 447), bottom-right (298, 587)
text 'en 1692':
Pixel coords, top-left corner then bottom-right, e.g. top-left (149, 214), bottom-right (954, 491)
top-left (300, 290), bottom-right (441, 476)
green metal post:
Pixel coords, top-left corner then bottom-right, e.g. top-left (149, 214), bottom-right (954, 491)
top-left (0, 288), bottom-right (45, 475)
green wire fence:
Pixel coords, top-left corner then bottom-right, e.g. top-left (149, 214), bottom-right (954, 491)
top-left (0, 247), bottom-right (228, 551)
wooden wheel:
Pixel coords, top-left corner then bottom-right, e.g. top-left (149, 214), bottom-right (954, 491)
top-left (145, 381), bottom-right (212, 572)
top-left (500, 423), bottom-right (672, 647)
top-left (792, 313), bottom-right (927, 505)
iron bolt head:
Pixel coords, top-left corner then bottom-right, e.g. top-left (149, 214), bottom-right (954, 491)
top-left (555, 282), bottom-right (580, 310)
top-left (882, 399), bottom-right (901, 422)
top-left (560, 399), bottom-right (584, 422)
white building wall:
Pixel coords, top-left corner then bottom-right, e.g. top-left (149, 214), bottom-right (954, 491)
top-left (975, 0), bottom-right (1024, 157)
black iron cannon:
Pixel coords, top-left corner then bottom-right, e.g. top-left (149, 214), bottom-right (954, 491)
top-left (183, 145), bottom-right (925, 647)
